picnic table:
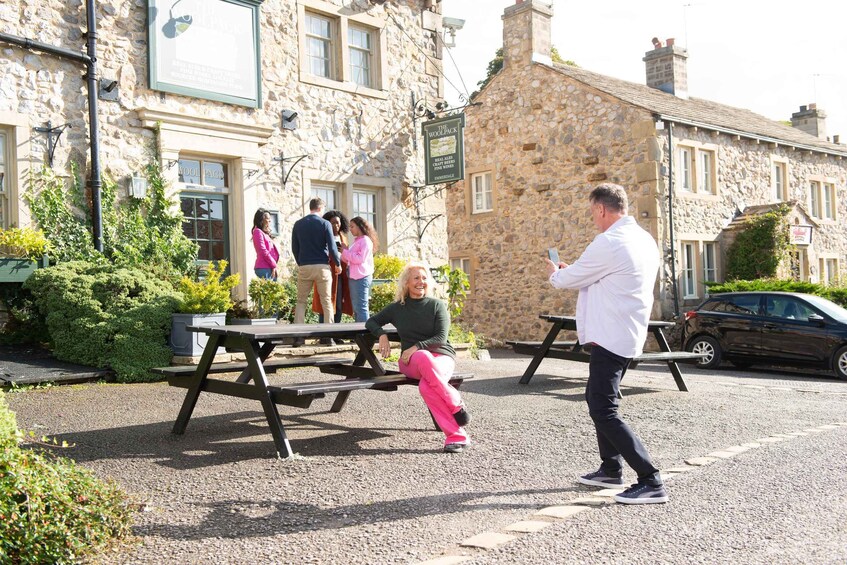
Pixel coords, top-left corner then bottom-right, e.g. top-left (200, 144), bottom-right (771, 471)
top-left (507, 315), bottom-right (703, 390)
top-left (153, 323), bottom-right (471, 458)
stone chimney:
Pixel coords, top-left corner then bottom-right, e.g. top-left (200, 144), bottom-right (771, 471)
top-left (643, 37), bottom-right (688, 99)
top-left (790, 103), bottom-right (827, 139)
top-left (502, 0), bottom-right (553, 69)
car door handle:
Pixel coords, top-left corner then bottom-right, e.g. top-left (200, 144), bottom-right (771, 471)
top-left (763, 322), bottom-right (779, 329)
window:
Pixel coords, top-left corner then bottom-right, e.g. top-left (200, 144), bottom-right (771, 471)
top-left (352, 187), bottom-right (378, 228)
top-left (305, 13), bottom-right (334, 79)
top-left (678, 147), bottom-right (692, 192)
top-left (810, 181), bottom-right (820, 218)
top-left (299, 4), bottom-right (384, 95)
top-left (471, 172), bottom-right (492, 213)
top-left (823, 183), bottom-right (836, 220)
top-left (0, 131), bottom-right (7, 228)
top-left (449, 257), bottom-right (472, 292)
top-left (681, 242), bottom-right (696, 298)
top-left (772, 160), bottom-right (787, 201)
top-left (348, 25), bottom-right (372, 87)
top-left (764, 296), bottom-right (815, 321)
top-left (708, 295), bottom-right (759, 315)
top-left (177, 157), bottom-right (230, 265)
top-left (789, 251), bottom-right (804, 282)
top-left (703, 242), bottom-right (717, 284)
top-left (677, 144), bottom-right (716, 194)
top-left (311, 183), bottom-right (337, 211)
top-left (821, 257), bottom-right (839, 285)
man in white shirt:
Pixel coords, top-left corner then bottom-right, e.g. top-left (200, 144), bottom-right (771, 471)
top-left (545, 183), bottom-right (667, 505)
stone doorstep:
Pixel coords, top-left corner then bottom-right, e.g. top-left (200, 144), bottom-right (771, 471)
top-left (459, 532), bottom-right (516, 550)
top-left (170, 342), bottom-right (481, 366)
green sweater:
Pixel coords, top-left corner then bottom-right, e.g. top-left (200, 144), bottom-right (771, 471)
top-left (366, 296), bottom-right (455, 359)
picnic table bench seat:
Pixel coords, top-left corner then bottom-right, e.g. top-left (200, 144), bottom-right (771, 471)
top-left (152, 356), bottom-right (351, 381)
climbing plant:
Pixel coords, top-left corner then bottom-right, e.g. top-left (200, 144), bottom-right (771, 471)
top-left (725, 205), bottom-right (791, 281)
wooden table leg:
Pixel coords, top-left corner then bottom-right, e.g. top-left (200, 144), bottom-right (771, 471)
top-left (519, 319), bottom-right (565, 384)
top-left (330, 334), bottom-right (385, 413)
top-left (173, 333), bottom-right (221, 435)
top-left (236, 341), bottom-right (275, 384)
top-left (242, 337), bottom-right (295, 458)
top-left (652, 327), bottom-right (689, 392)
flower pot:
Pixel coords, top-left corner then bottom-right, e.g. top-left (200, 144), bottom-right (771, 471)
top-left (169, 312), bottom-right (226, 357)
top-left (0, 256), bottom-right (49, 283)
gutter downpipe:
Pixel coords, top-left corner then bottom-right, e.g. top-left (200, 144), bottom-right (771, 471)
top-left (0, 0), bottom-right (103, 252)
top-left (666, 120), bottom-right (680, 318)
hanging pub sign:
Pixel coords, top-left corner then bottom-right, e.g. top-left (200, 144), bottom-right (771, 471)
top-left (148, 0), bottom-right (263, 108)
top-left (789, 224), bottom-right (813, 245)
top-left (423, 113), bottom-right (465, 185)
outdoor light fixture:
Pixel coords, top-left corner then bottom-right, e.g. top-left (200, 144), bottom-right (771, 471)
top-left (281, 109), bottom-right (299, 131)
top-left (129, 175), bottom-right (148, 199)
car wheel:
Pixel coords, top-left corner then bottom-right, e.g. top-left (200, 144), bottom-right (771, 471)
top-left (834, 346), bottom-right (847, 381)
top-left (730, 360), bottom-right (754, 369)
top-left (687, 336), bottom-right (722, 369)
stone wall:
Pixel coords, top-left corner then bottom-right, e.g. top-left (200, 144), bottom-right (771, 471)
top-left (0, 0), bottom-right (448, 297)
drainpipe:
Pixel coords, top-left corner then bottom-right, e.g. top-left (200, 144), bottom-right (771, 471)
top-left (666, 120), bottom-right (680, 318)
top-left (0, 0), bottom-right (104, 252)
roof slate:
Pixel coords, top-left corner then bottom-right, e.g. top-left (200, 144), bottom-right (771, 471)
top-left (546, 62), bottom-right (847, 157)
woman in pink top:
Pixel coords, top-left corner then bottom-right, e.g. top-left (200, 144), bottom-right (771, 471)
top-left (251, 208), bottom-right (280, 280)
top-left (341, 216), bottom-right (378, 322)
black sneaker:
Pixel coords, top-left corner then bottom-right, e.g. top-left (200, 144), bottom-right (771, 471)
top-left (578, 469), bottom-right (625, 488)
top-left (443, 443), bottom-right (467, 454)
top-left (291, 338), bottom-right (305, 348)
top-left (319, 338), bottom-right (336, 346)
top-left (613, 483), bottom-right (668, 505)
top-left (453, 408), bottom-right (471, 427)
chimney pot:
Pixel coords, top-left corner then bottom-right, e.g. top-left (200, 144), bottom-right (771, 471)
top-left (666, 37), bottom-right (675, 47)
top-left (651, 37), bottom-right (662, 49)
top-left (799, 105), bottom-right (807, 112)
top-left (809, 102), bottom-right (817, 110)
top-left (834, 134), bottom-right (840, 144)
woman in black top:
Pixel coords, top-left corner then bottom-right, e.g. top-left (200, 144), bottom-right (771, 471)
top-left (366, 261), bottom-right (471, 453)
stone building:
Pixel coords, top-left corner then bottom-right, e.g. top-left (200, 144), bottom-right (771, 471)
top-left (446, 0), bottom-right (847, 343)
top-left (0, 0), bottom-right (450, 298)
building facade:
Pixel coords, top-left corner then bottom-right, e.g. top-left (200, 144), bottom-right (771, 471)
top-left (447, 0), bottom-right (847, 343)
top-left (0, 0), bottom-right (450, 298)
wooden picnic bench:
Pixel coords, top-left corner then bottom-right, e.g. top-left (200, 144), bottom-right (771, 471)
top-left (155, 322), bottom-right (472, 458)
top-left (508, 314), bottom-right (704, 391)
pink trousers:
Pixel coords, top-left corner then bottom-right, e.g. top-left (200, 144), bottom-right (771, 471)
top-left (399, 350), bottom-right (469, 446)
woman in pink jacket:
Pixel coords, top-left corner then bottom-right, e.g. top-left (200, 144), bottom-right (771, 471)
top-left (341, 216), bottom-right (378, 322)
top-left (251, 208), bottom-right (280, 280)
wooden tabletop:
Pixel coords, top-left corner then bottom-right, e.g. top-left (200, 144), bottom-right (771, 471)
top-left (187, 322), bottom-right (398, 340)
top-left (540, 314), bottom-right (674, 329)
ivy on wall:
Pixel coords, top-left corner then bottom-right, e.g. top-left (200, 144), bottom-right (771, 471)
top-left (725, 205), bottom-right (791, 281)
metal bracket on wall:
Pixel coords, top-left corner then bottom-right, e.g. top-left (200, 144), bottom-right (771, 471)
top-left (33, 121), bottom-right (71, 168)
top-left (409, 183), bottom-right (450, 242)
top-left (273, 152), bottom-right (309, 188)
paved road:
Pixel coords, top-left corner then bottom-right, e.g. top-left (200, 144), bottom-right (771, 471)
top-left (6, 349), bottom-right (847, 564)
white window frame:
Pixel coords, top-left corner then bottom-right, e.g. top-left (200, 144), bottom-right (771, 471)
top-left (681, 241), bottom-right (697, 299)
top-left (809, 180), bottom-right (821, 218)
top-left (703, 242), bottom-right (717, 284)
top-left (298, 0), bottom-right (387, 98)
top-left (821, 257), bottom-right (839, 285)
top-left (471, 172), bottom-right (493, 213)
top-left (823, 182), bottom-right (836, 220)
top-left (348, 24), bottom-right (372, 88)
top-left (305, 12), bottom-right (335, 80)
top-left (310, 182), bottom-right (338, 211)
top-left (772, 158), bottom-right (788, 202)
top-left (676, 141), bottom-right (717, 195)
top-left (678, 146), bottom-right (693, 192)
top-left (352, 186), bottom-right (379, 230)
top-left (449, 256), bottom-right (472, 293)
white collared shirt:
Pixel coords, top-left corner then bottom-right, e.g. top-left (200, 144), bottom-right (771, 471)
top-left (548, 215), bottom-right (660, 358)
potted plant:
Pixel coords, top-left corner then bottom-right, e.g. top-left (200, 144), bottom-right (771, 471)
top-left (170, 260), bottom-right (240, 357)
top-left (0, 227), bottom-right (52, 283)
top-left (229, 277), bottom-right (290, 325)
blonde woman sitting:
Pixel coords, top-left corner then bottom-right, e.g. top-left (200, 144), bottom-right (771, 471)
top-left (365, 261), bottom-right (471, 453)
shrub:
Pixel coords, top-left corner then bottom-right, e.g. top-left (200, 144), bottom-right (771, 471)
top-left (432, 265), bottom-right (470, 319)
top-left (24, 261), bottom-right (180, 382)
top-left (706, 278), bottom-right (847, 308)
top-left (248, 277), bottom-right (291, 318)
top-left (0, 227), bottom-right (53, 260)
top-left (373, 254), bottom-right (405, 279)
top-left (176, 260), bottom-right (240, 314)
top-left (276, 269), bottom-right (319, 324)
top-left (0, 391), bottom-right (133, 564)
top-left (449, 323), bottom-right (486, 359)
top-left (369, 281), bottom-right (396, 315)
top-left (725, 206), bottom-right (790, 281)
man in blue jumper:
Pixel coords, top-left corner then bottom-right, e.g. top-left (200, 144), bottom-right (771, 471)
top-left (291, 198), bottom-right (342, 337)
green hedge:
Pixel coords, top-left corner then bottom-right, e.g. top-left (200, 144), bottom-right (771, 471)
top-left (0, 391), bottom-right (133, 564)
top-left (706, 278), bottom-right (847, 308)
top-left (23, 261), bottom-right (180, 382)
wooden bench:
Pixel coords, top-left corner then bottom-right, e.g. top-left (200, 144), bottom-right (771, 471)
top-left (152, 356), bottom-right (350, 383)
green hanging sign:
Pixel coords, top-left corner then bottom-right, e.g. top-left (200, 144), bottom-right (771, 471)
top-left (422, 113), bottom-right (465, 185)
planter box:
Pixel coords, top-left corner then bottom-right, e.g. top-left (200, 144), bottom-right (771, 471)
top-left (169, 312), bottom-right (226, 357)
top-left (0, 256), bottom-right (49, 283)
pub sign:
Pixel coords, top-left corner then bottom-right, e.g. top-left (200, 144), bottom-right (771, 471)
top-left (423, 113), bottom-right (465, 185)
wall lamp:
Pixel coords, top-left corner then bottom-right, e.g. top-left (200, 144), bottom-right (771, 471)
top-left (281, 109), bottom-right (299, 131)
top-left (129, 174), bottom-right (148, 199)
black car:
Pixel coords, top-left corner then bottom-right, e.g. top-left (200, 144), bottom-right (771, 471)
top-left (682, 291), bottom-right (847, 380)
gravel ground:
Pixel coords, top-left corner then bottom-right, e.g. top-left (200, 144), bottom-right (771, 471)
top-left (6, 350), bottom-right (847, 564)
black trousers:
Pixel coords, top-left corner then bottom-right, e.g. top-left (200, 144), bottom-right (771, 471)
top-left (586, 344), bottom-right (662, 486)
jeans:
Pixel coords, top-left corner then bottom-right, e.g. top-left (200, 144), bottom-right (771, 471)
top-left (254, 268), bottom-right (274, 280)
top-left (348, 275), bottom-right (372, 322)
top-left (586, 344), bottom-right (662, 486)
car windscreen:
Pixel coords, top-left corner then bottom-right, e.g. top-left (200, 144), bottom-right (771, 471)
top-left (801, 294), bottom-right (847, 322)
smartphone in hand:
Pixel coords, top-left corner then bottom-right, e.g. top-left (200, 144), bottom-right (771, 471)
top-left (547, 247), bottom-right (560, 265)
